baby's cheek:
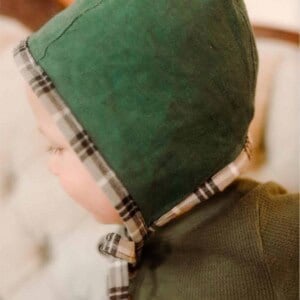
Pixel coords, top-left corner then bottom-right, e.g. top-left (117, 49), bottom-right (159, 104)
top-left (59, 171), bottom-right (90, 206)
top-left (57, 151), bottom-right (122, 224)
top-left (58, 152), bottom-right (93, 207)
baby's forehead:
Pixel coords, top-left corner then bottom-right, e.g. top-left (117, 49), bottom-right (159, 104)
top-left (26, 85), bottom-right (69, 147)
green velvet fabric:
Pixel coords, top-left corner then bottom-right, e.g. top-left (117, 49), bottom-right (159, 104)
top-left (28, 0), bottom-right (258, 225)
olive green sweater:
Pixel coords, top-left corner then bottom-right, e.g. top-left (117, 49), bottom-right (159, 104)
top-left (130, 178), bottom-right (299, 299)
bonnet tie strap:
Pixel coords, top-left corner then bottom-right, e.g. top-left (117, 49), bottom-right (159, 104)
top-left (98, 232), bottom-right (136, 264)
top-left (97, 231), bottom-right (142, 300)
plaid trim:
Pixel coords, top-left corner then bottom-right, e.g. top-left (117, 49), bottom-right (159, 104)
top-left (106, 257), bottom-right (130, 300)
top-left (13, 37), bottom-right (252, 300)
top-left (148, 139), bottom-right (252, 231)
top-left (13, 37), bottom-right (149, 241)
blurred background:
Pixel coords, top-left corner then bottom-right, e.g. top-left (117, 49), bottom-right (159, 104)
top-left (0, 0), bottom-right (299, 299)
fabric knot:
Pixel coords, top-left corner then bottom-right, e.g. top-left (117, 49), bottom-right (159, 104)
top-left (98, 232), bottom-right (136, 264)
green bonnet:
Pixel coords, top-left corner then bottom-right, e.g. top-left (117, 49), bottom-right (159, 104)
top-left (13, 0), bottom-right (258, 298)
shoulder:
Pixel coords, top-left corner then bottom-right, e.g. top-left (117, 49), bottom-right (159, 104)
top-left (227, 177), bottom-right (298, 210)
top-left (247, 179), bottom-right (299, 299)
top-left (235, 178), bottom-right (299, 221)
top-left (131, 178), bottom-right (299, 299)
top-left (231, 178), bottom-right (299, 238)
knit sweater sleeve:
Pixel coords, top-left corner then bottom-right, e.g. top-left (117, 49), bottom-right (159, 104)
top-left (257, 181), bottom-right (299, 300)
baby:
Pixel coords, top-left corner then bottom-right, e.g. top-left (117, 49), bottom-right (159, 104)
top-left (13, 0), bottom-right (298, 299)
top-left (26, 85), bottom-right (123, 225)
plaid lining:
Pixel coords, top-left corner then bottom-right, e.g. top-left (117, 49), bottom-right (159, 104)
top-left (13, 37), bottom-right (252, 300)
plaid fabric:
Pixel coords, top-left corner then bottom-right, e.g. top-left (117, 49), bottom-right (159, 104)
top-left (148, 136), bottom-right (252, 230)
top-left (97, 142), bottom-right (252, 299)
top-left (98, 232), bottom-right (137, 264)
top-left (13, 37), bottom-right (252, 300)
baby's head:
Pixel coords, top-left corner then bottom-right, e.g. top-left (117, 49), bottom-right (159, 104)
top-left (14, 0), bottom-right (258, 232)
top-left (26, 85), bottom-right (123, 225)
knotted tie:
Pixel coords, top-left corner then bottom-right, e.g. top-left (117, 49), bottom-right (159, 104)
top-left (98, 227), bottom-right (148, 300)
top-left (96, 138), bottom-right (252, 300)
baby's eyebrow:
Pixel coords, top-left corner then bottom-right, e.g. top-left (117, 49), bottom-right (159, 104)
top-left (37, 126), bottom-right (51, 142)
top-left (37, 125), bottom-right (67, 148)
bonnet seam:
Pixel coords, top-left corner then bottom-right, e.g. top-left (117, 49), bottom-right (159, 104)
top-left (36, 0), bottom-right (104, 62)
